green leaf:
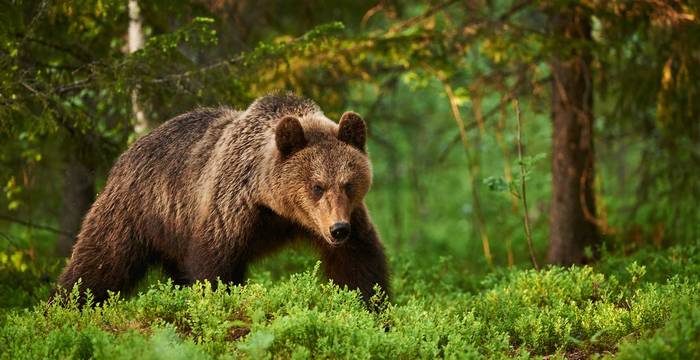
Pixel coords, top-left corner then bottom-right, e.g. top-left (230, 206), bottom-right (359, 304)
top-left (483, 176), bottom-right (509, 192)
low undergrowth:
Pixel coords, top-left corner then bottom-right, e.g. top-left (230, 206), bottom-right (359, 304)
top-left (1, 243), bottom-right (699, 359)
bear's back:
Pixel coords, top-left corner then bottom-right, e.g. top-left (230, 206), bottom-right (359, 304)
top-left (110, 108), bottom-right (236, 180)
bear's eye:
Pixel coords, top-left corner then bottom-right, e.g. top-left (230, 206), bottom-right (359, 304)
top-left (344, 183), bottom-right (354, 196)
top-left (311, 184), bottom-right (325, 198)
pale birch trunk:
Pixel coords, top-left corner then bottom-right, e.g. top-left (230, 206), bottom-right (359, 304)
top-left (128, 0), bottom-right (148, 136)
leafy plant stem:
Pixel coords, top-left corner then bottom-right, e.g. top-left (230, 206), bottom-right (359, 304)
top-left (512, 97), bottom-right (539, 270)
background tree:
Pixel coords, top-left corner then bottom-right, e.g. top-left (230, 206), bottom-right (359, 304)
top-left (128, 0), bottom-right (149, 136)
top-left (547, 3), bottom-right (600, 265)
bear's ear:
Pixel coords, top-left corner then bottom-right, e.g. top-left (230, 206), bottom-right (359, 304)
top-left (275, 116), bottom-right (307, 157)
top-left (338, 111), bottom-right (366, 152)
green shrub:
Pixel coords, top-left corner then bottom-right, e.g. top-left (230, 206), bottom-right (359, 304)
top-left (1, 245), bottom-right (699, 359)
top-left (613, 292), bottom-right (700, 360)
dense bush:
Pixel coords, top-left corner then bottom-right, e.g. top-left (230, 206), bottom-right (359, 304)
top-left (1, 243), bottom-right (699, 359)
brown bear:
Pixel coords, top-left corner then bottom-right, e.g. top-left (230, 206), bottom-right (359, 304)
top-left (55, 93), bottom-right (389, 307)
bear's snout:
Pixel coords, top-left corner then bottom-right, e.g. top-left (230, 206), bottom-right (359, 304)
top-left (329, 222), bottom-right (351, 242)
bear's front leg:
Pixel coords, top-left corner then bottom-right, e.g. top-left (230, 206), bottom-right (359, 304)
top-left (184, 239), bottom-right (249, 288)
top-left (320, 205), bottom-right (390, 309)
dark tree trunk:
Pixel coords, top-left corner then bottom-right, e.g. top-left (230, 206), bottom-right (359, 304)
top-left (57, 146), bottom-right (95, 257)
top-left (547, 5), bottom-right (600, 265)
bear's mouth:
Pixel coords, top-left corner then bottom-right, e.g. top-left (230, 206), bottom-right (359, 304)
top-left (312, 219), bottom-right (349, 247)
top-left (323, 234), bottom-right (346, 247)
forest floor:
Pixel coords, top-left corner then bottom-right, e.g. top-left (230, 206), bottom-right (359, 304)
top-left (1, 243), bottom-right (699, 359)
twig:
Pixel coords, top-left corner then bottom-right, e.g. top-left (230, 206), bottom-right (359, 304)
top-left (388, 0), bottom-right (460, 34)
top-left (495, 91), bottom-right (518, 267)
top-left (512, 97), bottom-right (539, 270)
top-left (0, 214), bottom-right (70, 236)
top-left (580, 153), bottom-right (615, 234)
top-left (361, 2), bottom-right (385, 27)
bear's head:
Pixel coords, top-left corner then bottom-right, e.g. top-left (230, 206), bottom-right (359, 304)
top-left (272, 111), bottom-right (371, 246)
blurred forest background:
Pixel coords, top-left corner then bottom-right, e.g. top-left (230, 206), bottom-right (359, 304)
top-left (2, 0), bottom-right (698, 271)
top-left (2, 1), bottom-right (700, 358)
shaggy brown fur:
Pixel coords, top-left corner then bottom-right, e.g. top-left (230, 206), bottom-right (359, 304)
top-left (55, 93), bottom-right (389, 307)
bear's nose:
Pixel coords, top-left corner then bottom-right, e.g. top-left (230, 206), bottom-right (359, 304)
top-left (329, 222), bottom-right (351, 241)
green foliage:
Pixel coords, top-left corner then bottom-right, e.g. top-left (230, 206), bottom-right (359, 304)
top-left (0, 248), bottom-right (58, 308)
top-left (2, 244), bottom-right (700, 359)
top-left (484, 152), bottom-right (547, 198)
top-left (613, 299), bottom-right (700, 360)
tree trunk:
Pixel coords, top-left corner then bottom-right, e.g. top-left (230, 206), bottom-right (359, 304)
top-left (128, 0), bottom-right (149, 136)
top-left (547, 5), bottom-right (600, 265)
top-left (57, 150), bottom-right (95, 257)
